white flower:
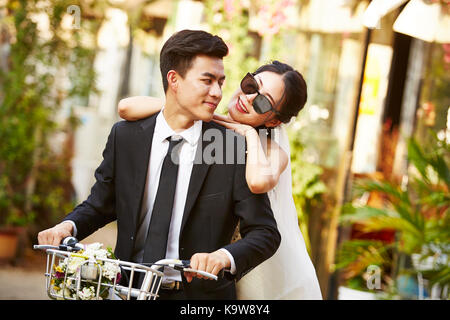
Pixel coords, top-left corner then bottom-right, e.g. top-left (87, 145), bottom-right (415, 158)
top-left (52, 242), bottom-right (119, 300)
top-left (102, 261), bottom-right (121, 281)
top-left (84, 243), bottom-right (109, 260)
top-left (78, 286), bottom-right (97, 300)
top-left (85, 242), bottom-right (102, 251)
top-left (67, 256), bottom-right (86, 274)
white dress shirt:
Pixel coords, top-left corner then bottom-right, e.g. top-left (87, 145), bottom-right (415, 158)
top-left (69, 110), bottom-right (235, 282)
top-left (133, 110), bottom-right (202, 281)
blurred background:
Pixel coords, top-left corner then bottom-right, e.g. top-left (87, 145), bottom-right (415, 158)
top-left (0, 0), bottom-right (448, 300)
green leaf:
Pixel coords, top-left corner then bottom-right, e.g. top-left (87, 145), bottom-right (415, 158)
top-left (340, 204), bottom-right (390, 225)
top-left (335, 240), bottom-right (391, 276)
top-left (407, 138), bottom-right (431, 184)
top-left (354, 179), bottom-right (410, 205)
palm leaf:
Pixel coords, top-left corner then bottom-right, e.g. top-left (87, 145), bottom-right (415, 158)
top-left (422, 267), bottom-right (450, 288)
top-left (335, 240), bottom-right (391, 278)
top-left (354, 179), bottom-right (410, 205)
top-left (390, 201), bottom-right (422, 230)
top-left (340, 204), bottom-right (390, 225)
top-left (407, 138), bottom-right (431, 184)
top-left (425, 213), bottom-right (450, 243)
top-left (418, 189), bottom-right (450, 208)
top-left (361, 216), bottom-right (422, 239)
top-left (429, 153), bottom-right (450, 189)
top-left (408, 136), bottom-right (450, 189)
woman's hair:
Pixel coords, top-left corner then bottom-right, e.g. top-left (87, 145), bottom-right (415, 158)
top-left (254, 60), bottom-right (307, 124)
top-left (160, 30), bottom-right (228, 92)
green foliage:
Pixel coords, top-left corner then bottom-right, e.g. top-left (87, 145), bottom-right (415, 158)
top-left (204, 0), bottom-right (259, 114)
top-left (289, 127), bottom-right (327, 253)
top-left (335, 239), bottom-right (392, 285)
top-left (0, 0), bottom-right (100, 228)
top-left (337, 133), bottom-right (450, 295)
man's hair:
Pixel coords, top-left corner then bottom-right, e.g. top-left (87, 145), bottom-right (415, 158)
top-left (254, 60), bottom-right (307, 124)
top-left (160, 30), bottom-right (229, 92)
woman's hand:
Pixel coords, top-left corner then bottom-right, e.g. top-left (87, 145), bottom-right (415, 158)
top-left (212, 114), bottom-right (254, 137)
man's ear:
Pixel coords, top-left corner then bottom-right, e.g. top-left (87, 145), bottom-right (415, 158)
top-left (265, 118), bottom-right (282, 128)
top-left (167, 70), bottom-right (178, 92)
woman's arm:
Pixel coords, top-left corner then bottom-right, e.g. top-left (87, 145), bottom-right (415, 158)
top-left (244, 129), bottom-right (288, 194)
top-left (118, 96), bottom-right (165, 121)
top-left (212, 115), bottom-right (288, 194)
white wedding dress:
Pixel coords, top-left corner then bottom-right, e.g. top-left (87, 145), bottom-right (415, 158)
top-left (236, 125), bottom-right (323, 300)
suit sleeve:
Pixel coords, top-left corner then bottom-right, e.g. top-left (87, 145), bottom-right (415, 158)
top-left (62, 123), bottom-right (118, 240)
top-left (222, 146), bottom-right (281, 280)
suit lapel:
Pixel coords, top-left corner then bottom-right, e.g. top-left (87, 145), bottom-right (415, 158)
top-left (180, 122), bottom-right (213, 235)
top-left (131, 113), bottom-right (159, 231)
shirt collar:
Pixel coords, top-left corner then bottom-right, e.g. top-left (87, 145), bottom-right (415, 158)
top-left (155, 108), bottom-right (202, 146)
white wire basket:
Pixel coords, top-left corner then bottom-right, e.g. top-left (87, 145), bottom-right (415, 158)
top-left (41, 248), bottom-right (164, 300)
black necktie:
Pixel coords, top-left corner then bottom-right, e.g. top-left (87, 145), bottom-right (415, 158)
top-left (142, 136), bottom-right (184, 264)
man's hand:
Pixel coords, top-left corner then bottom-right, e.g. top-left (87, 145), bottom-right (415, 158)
top-left (184, 250), bottom-right (231, 283)
top-left (37, 221), bottom-right (74, 246)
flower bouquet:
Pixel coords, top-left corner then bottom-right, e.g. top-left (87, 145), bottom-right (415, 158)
top-left (51, 243), bottom-right (121, 300)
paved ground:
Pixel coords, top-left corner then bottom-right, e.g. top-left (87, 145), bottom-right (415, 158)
top-left (0, 222), bottom-right (117, 300)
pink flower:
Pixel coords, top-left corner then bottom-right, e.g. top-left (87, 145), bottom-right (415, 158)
top-left (255, 0), bottom-right (293, 36)
top-left (224, 0), bottom-right (235, 20)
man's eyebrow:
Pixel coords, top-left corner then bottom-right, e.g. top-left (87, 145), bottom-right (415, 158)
top-left (257, 77), bottom-right (275, 105)
top-left (201, 72), bottom-right (226, 81)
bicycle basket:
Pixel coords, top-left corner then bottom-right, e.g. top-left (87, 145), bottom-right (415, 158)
top-left (42, 249), bottom-right (164, 300)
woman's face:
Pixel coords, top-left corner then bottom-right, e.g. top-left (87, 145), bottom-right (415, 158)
top-left (227, 71), bottom-right (285, 127)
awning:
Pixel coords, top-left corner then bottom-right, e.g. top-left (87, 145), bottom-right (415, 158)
top-left (363, 0), bottom-right (408, 29)
top-left (363, 0), bottom-right (450, 43)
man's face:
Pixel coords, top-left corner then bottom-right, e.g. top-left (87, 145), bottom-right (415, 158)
top-left (174, 55), bottom-right (225, 123)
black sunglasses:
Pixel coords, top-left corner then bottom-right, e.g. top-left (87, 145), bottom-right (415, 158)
top-left (240, 73), bottom-right (281, 116)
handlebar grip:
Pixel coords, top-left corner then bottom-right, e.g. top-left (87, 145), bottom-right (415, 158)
top-left (33, 237), bottom-right (83, 252)
top-left (33, 244), bottom-right (59, 250)
top-left (182, 267), bottom-right (218, 281)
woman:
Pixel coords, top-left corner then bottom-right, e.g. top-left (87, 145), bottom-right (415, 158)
top-left (118, 61), bottom-right (322, 300)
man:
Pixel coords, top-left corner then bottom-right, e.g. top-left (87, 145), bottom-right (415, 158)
top-left (38, 30), bottom-right (280, 300)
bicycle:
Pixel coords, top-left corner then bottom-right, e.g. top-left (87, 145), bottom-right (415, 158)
top-left (33, 237), bottom-right (218, 300)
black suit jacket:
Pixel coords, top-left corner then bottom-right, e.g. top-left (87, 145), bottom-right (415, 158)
top-left (64, 113), bottom-right (281, 299)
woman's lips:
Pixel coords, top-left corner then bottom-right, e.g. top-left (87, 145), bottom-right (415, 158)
top-left (235, 97), bottom-right (249, 114)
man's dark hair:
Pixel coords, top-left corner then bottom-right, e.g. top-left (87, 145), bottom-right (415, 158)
top-left (160, 30), bottom-right (229, 92)
top-left (254, 60), bottom-right (307, 124)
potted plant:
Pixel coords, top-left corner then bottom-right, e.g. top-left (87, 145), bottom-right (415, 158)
top-left (336, 133), bottom-right (449, 299)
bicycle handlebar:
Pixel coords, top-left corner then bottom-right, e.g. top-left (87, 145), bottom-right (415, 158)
top-left (34, 237), bottom-right (222, 281)
top-left (33, 236), bottom-right (84, 252)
